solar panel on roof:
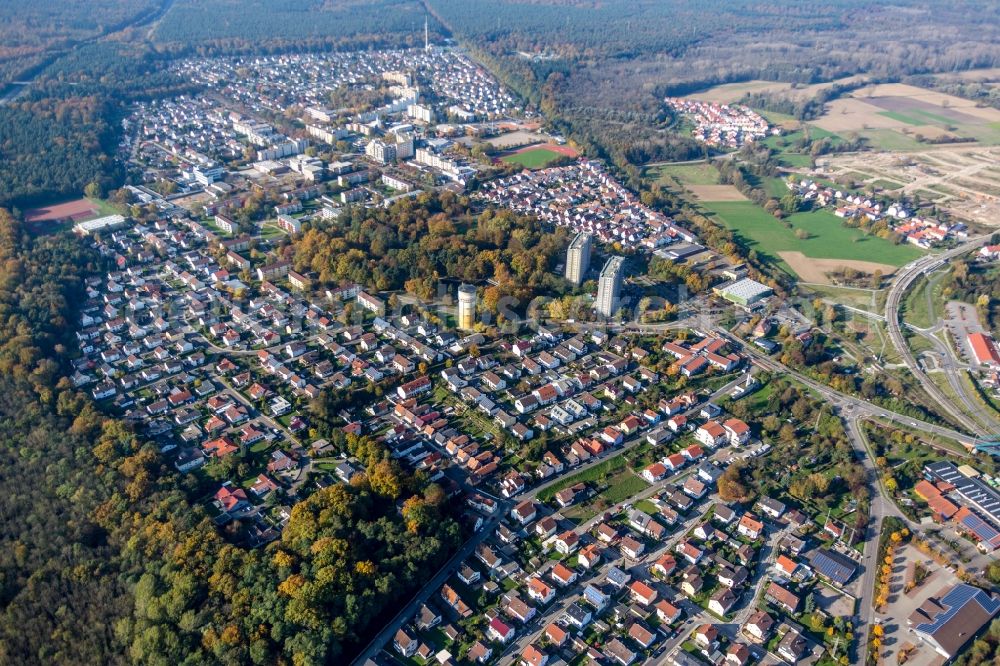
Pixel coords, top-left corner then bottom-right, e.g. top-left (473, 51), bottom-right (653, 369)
top-left (810, 549), bottom-right (857, 584)
top-left (914, 584), bottom-right (1000, 635)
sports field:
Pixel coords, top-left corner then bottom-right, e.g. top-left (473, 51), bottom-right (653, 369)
top-left (24, 197), bottom-right (99, 223)
top-left (501, 143), bottom-right (577, 169)
top-left (699, 200), bottom-right (923, 280)
top-left (22, 197), bottom-right (123, 235)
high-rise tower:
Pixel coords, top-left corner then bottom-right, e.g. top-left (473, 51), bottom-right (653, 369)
top-left (595, 256), bottom-right (624, 317)
top-left (565, 232), bottom-right (592, 286)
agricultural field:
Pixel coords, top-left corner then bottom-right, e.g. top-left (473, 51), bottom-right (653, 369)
top-left (683, 75), bottom-right (867, 106)
top-left (810, 83), bottom-right (1000, 149)
top-left (645, 161), bottom-right (750, 200)
top-left (646, 162), bottom-right (720, 186)
top-left (698, 200), bottom-right (923, 282)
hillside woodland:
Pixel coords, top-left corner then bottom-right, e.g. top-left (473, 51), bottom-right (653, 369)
top-left (290, 192), bottom-right (571, 308)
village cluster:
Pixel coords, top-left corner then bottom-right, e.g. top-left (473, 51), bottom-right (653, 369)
top-left (478, 161), bottom-right (703, 255)
top-left (786, 179), bottom-right (968, 249)
top-left (391, 378), bottom-right (880, 666)
top-left (175, 48), bottom-right (517, 120)
top-left (664, 99), bottom-right (774, 149)
top-left (121, 46), bottom-right (531, 222)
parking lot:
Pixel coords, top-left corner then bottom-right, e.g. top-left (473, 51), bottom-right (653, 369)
top-left (875, 544), bottom-right (955, 666)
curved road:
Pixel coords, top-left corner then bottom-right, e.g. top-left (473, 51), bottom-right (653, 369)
top-left (910, 322), bottom-right (1000, 435)
top-left (883, 235), bottom-right (1000, 438)
top-left (712, 326), bottom-right (983, 446)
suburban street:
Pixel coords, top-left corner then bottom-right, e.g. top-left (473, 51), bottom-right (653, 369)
top-left (355, 315), bottom-right (994, 666)
top-left (357, 369), bottom-right (755, 665)
top-left (843, 416), bottom-right (906, 658)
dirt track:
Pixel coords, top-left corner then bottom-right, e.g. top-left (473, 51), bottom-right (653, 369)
top-left (779, 251), bottom-right (897, 284)
top-left (24, 198), bottom-right (97, 222)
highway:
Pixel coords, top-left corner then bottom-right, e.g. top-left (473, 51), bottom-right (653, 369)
top-left (882, 235), bottom-right (1000, 438)
top-left (712, 326), bottom-right (983, 447)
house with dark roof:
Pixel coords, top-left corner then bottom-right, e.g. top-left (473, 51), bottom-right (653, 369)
top-left (777, 630), bottom-right (807, 663)
top-left (908, 583), bottom-right (1000, 659)
top-left (810, 548), bottom-right (858, 585)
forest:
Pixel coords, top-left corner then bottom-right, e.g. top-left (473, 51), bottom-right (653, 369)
top-left (0, 203), bottom-right (465, 665)
top-left (0, 0), bottom-right (163, 87)
top-left (151, 0), bottom-right (443, 56)
top-left (289, 191), bottom-right (571, 310)
top-left (0, 41), bottom-right (198, 208)
top-left (0, 95), bottom-right (120, 207)
top-left (427, 0), bottom-right (1000, 178)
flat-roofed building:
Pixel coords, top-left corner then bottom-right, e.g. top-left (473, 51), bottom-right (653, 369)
top-left (73, 214), bottom-right (128, 236)
top-left (713, 278), bottom-right (773, 308)
top-left (596, 256), bottom-right (624, 317)
top-left (565, 232), bottom-right (592, 286)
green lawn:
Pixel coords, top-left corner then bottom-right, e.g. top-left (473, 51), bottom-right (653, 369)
top-left (904, 265), bottom-right (951, 330)
top-left (762, 176), bottom-right (790, 198)
top-left (647, 162), bottom-right (720, 186)
top-left (877, 110), bottom-right (925, 126)
top-left (259, 223), bottom-right (288, 239)
top-left (856, 129), bottom-right (928, 152)
top-left (564, 469), bottom-right (651, 522)
top-left (954, 122), bottom-right (1000, 145)
top-left (757, 109), bottom-right (797, 124)
top-left (86, 197), bottom-right (127, 218)
top-left (699, 201), bottom-right (924, 276)
top-left (602, 473), bottom-right (650, 505)
top-left (502, 147), bottom-right (564, 169)
top-left (777, 152), bottom-right (814, 168)
top-left (870, 178), bottom-right (904, 191)
top-left (635, 499), bottom-right (659, 515)
top-left (536, 453), bottom-right (629, 503)
top-left (801, 283), bottom-right (880, 310)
